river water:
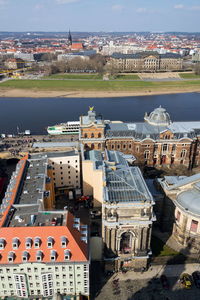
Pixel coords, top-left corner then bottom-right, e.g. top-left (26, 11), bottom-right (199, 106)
top-left (0, 93), bottom-right (200, 134)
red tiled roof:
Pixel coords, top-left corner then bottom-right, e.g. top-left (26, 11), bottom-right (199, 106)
top-left (0, 212), bottom-right (88, 264)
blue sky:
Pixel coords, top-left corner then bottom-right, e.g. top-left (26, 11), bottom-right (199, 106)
top-left (0, 0), bottom-right (199, 32)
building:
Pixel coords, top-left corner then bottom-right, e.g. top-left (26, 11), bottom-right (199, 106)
top-left (82, 149), bottom-right (155, 270)
top-left (158, 173), bottom-right (200, 252)
top-left (108, 51), bottom-right (183, 72)
top-left (47, 151), bottom-right (81, 196)
top-left (0, 153), bottom-right (89, 299)
top-left (4, 58), bottom-right (26, 69)
top-left (79, 107), bottom-right (200, 168)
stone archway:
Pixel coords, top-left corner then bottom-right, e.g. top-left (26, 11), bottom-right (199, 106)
top-left (119, 231), bottom-right (135, 254)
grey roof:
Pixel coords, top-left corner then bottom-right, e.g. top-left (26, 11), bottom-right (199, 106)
top-left (167, 173), bottom-right (200, 190)
top-left (105, 120), bottom-right (200, 140)
top-left (111, 51), bottom-right (181, 59)
top-left (144, 106), bottom-right (171, 126)
top-left (105, 167), bottom-right (153, 203)
top-left (177, 188), bottom-right (200, 215)
top-left (33, 142), bottom-right (78, 148)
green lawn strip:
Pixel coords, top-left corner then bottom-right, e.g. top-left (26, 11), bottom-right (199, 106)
top-left (44, 73), bottom-right (102, 80)
top-left (179, 73), bottom-right (200, 79)
top-left (1, 79), bottom-right (200, 91)
top-left (151, 236), bottom-right (179, 257)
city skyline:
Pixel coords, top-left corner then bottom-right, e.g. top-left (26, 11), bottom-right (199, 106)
top-left (0, 0), bottom-right (200, 32)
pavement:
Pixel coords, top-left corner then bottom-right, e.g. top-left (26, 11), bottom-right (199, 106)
top-left (92, 263), bottom-right (200, 300)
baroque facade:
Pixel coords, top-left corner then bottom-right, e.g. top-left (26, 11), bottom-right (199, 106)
top-left (79, 107), bottom-right (200, 169)
top-left (108, 51), bottom-right (183, 72)
top-left (82, 149), bottom-right (155, 270)
top-left (158, 173), bottom-right (200, 253)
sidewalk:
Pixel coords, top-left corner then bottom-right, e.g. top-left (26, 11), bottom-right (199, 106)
top-left (110, 263), bottom-right (200, 281)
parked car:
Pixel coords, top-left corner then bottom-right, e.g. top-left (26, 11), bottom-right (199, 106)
top-left (160, 275), bottom-right (169, 289)
top-left (180, 273), bottom-right (192, 289)
top-left (192, 271), bottom-right (200, 288)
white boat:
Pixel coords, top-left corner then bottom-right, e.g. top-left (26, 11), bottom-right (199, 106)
top-left (47, 121), bottom-right (80, 135)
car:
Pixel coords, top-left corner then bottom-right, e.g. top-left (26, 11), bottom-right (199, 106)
top-left (192, 271), bottom-right (200, 288)
top-left (180, 273), bottom-right (192, 289)
top-left (160, 275), bottom-right (169, 289)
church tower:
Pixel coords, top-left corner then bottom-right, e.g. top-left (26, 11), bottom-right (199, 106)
top-left (68, 29), bottom-right (72, 45)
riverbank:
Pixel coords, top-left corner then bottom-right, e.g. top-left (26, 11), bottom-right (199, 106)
top-left (0, 86), bottom-right (200, 98)
top-left (0, 78), bottom-right (200, 98)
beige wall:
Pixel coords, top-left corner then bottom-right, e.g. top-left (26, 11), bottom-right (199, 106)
top-left (82, 160), bottom-right (103, 207)
top-left (48, 154), bottom-right (80, 189)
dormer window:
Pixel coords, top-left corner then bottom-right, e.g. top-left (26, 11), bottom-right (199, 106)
top-left (8, 251), bottom-right (15, 263)
top-left (22, 251), bottom-right (29, 262)
top-left (47, 237), bottom-right (54, 248)
top-left (34, 237), bottom-right (40, 248)
top-left (50, 250), bottom-right (57, 261)
top-left (0, 238), bottom-right (5, 249)
top-left (12, 238), bottom-right (19, 249)
top-left (25, 238), bottom-right (32, 249)
top-left (64, 249), bottom-right (70, 261)
top-left (61, 236), bottom-right (67, 248)
top-left (36, 251), bottom-right (43, 262)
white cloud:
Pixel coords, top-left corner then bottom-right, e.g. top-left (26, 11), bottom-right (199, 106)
top-left (111, 4), bottom-right (123, 12)
top-left (56, 0), bottom-right (79, 4)
top-left (190, 6), bottom-right (200, 11)
top-left (34, 4), bottom-right (44, 10)
top-left (136, 7), bottom-right (147, 13)
top-left (174, 4), bottom-right (184, 9)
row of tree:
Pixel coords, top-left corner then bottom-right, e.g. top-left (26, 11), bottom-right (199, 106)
top-left (30, 54), bottom-right (107, 75)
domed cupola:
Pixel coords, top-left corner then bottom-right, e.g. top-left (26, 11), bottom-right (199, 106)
top-left (144, 106), bottom-right (171, 126)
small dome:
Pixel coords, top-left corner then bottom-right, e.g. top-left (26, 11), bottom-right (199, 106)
top-left (144, 106), bottom-right (171, 126)
top-left (177, 188), bottom-right (200, 215)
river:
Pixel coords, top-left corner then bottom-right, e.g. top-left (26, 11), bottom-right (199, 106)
top-left (0, 93), bottom-right (200, 134)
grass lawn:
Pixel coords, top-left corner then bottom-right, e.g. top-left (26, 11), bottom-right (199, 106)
top-left (179, 72), bottom-right (200, 79)
top-left (151, 236), bottom-right (179, 257)
top-left (45, 73), bottom-right (102, 80)
top-left (114, 74), bottom-right (140, 80)
top-left (1, 78), bottom-right (200, 92)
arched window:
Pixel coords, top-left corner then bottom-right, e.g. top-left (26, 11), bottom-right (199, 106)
top-left (91, 144), bottom-right (94, 150)
top-left (144, 150), bottom-right (150, 159)
top-left (181, 149), bottom-right (187, 158)
top-left (91, 133), bottom-right (94, 138)
top-left (98, 143), bottom-right (101, 149)
top-left (84, 133), bottom-right (88, 138)
top-left (98, 133), bottom-right (101, 138)
top-left (111, 144), bottom-right (114, 149)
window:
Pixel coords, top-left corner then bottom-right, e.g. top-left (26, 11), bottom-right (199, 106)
top-left (176, 211), bottom-right (181, 222)
top-left (181, 149), bottom-right (187, 158)
top-left (129, 144), bottom-right (132, 149)
top-left (190, 220), bottom-right (198, 233)
top-left (144, 151), bottom-right (150, 159)
top-left (98, 133), bottom-right (101, 138)
top-left (91, 133), bottom-right (94, 138)
top-left (60, 161), bottom-right (62, 164)
top-left (162, 144), bottom-right (168, 152)
top-left (172, 144), bottom-right (176, 152)
top-left (84, 133), bottom-right (88, 138)
top-left (60, 167), bottom-right (63, 170)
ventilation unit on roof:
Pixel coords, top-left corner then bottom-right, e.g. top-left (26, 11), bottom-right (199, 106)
top-left (23, 190), bottom-right (28, 194)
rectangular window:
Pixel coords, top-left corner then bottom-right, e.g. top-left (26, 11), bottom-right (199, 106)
top-left (190, 220), bottom-right (198, 232)
top-left (176, 211), bottom-right (181, 222)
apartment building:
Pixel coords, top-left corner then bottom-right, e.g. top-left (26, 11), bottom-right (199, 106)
top-left (0, 153), bottom-right (89, 299)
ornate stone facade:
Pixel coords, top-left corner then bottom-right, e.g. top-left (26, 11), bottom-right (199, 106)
top-left (82, 149), bottom-right (155, 270)
top-left (79, 107), bottom-right (200, 168)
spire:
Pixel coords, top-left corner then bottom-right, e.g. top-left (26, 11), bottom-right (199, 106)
top-left (68, 29), bottom-right (72, 45)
